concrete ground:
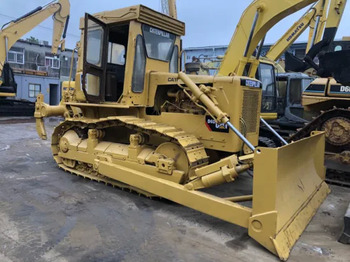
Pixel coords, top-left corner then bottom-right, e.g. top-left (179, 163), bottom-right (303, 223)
top-left (0, 118), bottom-right (349, 262)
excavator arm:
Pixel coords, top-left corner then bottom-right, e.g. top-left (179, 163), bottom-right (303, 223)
top-left (315, 0), bottom-right (346, 45)
top-left (285, 0), bottom-right (346, 73)
top-left (0, 0), bottom-right (70, 85)
top-left (266, 0), bottom-right (346, 62)
top-left (265, 1), bottom-right (323, 61)
top-left (218, 0), bottom-right (319, 77)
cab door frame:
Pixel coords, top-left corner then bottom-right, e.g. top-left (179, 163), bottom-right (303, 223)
top-left (82, 13), bottom-right (108, 103)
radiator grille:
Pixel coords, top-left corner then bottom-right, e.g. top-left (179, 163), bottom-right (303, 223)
top-left (242, 90), bottom-right (260, 133)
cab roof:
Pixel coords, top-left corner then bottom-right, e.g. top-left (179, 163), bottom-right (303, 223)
top-left (80, 5), bottom-right (185, 36)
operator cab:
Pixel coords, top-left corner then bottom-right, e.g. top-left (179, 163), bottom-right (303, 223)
top-left (276, 72), bottom-right (314, 124)
top-left (81, 6), bottom-right (183, 105)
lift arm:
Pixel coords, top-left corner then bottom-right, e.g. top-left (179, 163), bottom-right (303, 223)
top-left (0, 0), bottom-right (70, 84)
top-left (218, 0), bottom-right (319, 77)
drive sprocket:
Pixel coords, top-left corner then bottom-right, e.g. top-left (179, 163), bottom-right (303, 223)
top-left (321, 116), bottom-right (350, 147)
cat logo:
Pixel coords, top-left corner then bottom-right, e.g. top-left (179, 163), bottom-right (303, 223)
top-left (205, 116), bottom-right (229, 133)
top-left (168, 78), bottom-right (178, 82)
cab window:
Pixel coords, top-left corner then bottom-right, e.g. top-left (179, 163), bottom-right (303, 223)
top-left (132, 35), bottom-right (146, 93)
top-left (86, 22), bottom-right (104, 66)
top-left (142, 25), bottom-right (176, 61)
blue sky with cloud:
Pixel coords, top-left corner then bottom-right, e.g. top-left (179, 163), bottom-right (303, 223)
top-left (1, 0), bottom-right (349, 49)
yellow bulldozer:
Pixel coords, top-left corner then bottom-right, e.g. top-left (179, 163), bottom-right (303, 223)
top-left (34, 1), bottom-right (331, 260)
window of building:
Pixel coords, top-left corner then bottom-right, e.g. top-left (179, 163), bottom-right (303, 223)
top-left (7, 47), bottom-right (25, 64)
top-left (45, 56), bottom-right (60, 69)
top-left (29, 84), bottom-right (41, 98)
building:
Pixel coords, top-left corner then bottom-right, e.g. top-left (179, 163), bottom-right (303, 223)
top-left (7, 39), bottom-right (77, 105)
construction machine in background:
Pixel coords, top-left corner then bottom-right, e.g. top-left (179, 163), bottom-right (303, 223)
top-left (257, 0), bottom-right (347, 146)
top-left (286, 11), bottom-right (350, 185)
top-left (34, 1), bottom-right (330, 260)
top-left (0, 0), bottom-right (70, 116)
top-left (184, 0), bottom-right (340, 129)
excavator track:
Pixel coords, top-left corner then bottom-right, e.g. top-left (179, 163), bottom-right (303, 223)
top-left (289, 108), bottom-right (350, 186)
top-left (51, 116), bottom-right (209, 197)
top-left (0, 99), bottom-right (35, 117)
top-left (289, 108), bottom-right (350, 148)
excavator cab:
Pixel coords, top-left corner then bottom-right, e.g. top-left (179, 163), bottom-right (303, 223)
top-left (275, 73), bottom-right (314, 127)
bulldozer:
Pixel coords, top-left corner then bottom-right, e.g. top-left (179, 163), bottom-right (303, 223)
top-left (287, 30), bottom-right (350, 177)
top-left (34, 1), bottom-right (330, 260)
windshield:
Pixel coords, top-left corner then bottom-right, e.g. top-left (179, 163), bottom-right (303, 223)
top-left (142, 25), bottom-right (176, 61)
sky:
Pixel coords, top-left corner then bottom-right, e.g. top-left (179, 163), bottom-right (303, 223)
top-left (0, 0), bottom-right (349, 49)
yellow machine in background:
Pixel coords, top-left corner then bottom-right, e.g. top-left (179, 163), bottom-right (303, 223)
top-left (284, 1), bottom-right (350, 173)
top-left (184, 0), bottom-right (345, 125)
top-left (260, 0), bottom-right (348, 152)
top-left (34, 1), bottom-right (330, 260)
top-left (0, 0), bottom-right (70, 115)
top-left (291, 68), bottom-right (350, 169)
top-left (266, 0), bottom-right (347, 63)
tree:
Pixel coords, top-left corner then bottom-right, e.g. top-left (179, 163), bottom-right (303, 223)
top-left (26, 36), bottom-right (39, 44)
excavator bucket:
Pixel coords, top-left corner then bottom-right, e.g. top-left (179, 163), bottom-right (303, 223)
top-left (249, 131), bottom-right (330, 260)
top-left (319, 50), bottom-right (350, 85)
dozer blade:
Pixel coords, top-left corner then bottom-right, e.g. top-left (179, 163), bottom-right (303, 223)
top-left (249, 131), bottom-right (330, 260)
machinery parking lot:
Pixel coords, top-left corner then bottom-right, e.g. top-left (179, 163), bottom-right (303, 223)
top-left (0, 119), bottom-right (349, 262)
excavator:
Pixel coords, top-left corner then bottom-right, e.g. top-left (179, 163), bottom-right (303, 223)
top-left (34, 1), bottom-right (331, 260)
top-left (260, 0), bottom-right (347, 144)
top-left (0, 0), bottom-right (70, 116)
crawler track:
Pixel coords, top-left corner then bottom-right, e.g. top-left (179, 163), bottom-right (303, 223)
top-left (51, 116), bottom-right (210, 196)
